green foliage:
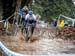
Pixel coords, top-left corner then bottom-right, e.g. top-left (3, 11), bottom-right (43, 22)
top-left (33, 0), bottom-right (74, 21)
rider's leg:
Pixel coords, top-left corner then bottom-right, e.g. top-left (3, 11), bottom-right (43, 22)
top-left (21, 22), bottom-right (24, 32)
top-left (20, 18), bottom-right (23, 25)
top-left (25, 19), bottom-right (29, 34)
top-left (31, 20), bottom-right (36, 35)
top-left (31, 27), bottom-right (35, 35)
top-left (21, 18), bottom-right (24, 32)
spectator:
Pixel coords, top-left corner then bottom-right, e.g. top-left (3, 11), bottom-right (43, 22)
top-left (54, 19), bottom-right (57, 27)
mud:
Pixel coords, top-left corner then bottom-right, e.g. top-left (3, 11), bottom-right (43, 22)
top-left (57, 26), bottom-right (75, 40)
top-left (0, 27), bottom-right (75, 55)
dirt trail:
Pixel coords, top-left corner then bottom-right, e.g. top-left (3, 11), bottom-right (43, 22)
top-left (0, 27), bottom-right (75, 55)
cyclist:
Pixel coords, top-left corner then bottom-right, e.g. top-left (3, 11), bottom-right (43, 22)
top-left (19, 6), bottom-right (29, 25)
top-left (19, 6), bottom-right (29, 32)
top-left (25, 11), bottom-right (36, 35)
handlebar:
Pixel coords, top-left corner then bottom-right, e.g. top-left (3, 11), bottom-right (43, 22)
top-left (27, 23), bottom-right (33, 26)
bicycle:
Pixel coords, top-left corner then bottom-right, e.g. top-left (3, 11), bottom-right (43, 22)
top-left (25, 23), bottom-right (33, 41)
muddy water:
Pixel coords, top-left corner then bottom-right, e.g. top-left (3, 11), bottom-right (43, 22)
top-left (0, 27), bottom-right (75, 55)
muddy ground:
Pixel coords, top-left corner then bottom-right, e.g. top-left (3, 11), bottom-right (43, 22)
top-left (0, 26), bottom-right (75, 55)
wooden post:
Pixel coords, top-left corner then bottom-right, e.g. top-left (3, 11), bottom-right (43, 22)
top-left (72, 21), bottom-right (74, 26)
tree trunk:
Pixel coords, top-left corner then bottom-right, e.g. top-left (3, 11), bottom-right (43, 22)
top-left (15, 0), bottom-right (22, 23)
top-left (0, 0), bottom-right (3, 20)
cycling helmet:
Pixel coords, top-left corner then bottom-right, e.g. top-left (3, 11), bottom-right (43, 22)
top-left (28, 11), bottom-right (33, 15)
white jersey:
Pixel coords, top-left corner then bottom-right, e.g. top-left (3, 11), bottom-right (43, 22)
top-left (25, 14), bottom-right (36, 20)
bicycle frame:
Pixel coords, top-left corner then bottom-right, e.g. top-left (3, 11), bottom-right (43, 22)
top-left (26, 23), bottom-right (32, 41)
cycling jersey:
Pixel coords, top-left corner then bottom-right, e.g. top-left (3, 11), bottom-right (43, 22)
top-left (25, 14), bottom-right (36, 20)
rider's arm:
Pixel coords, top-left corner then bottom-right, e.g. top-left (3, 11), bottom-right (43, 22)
top-left (25, 14), bottom-right (29, 20)
top-left (33, 14), bottom-right (36, 20)
top-left (32, 14), bottom-right (37, 24)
